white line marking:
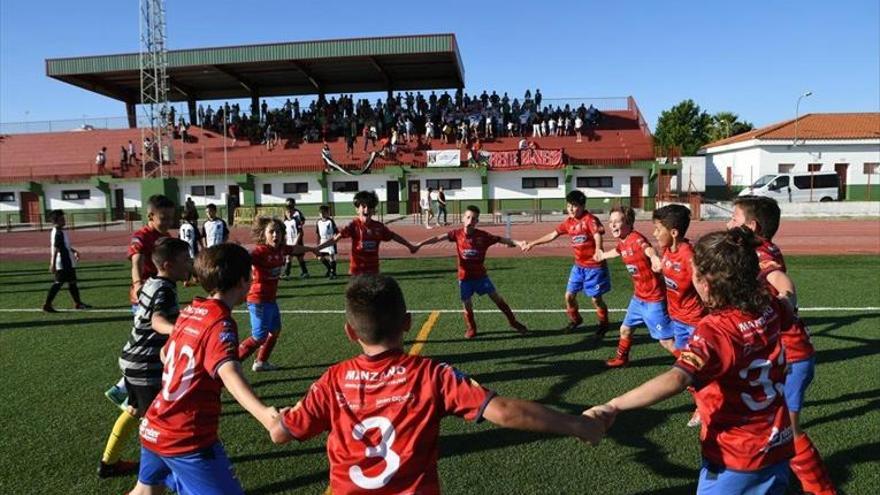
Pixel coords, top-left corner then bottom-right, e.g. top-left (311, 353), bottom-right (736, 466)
top-left (1, 307), bottom-right (878, 314)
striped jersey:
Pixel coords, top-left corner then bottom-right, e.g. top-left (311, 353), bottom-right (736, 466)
top-left (119, 277), bottom-right (179, 386)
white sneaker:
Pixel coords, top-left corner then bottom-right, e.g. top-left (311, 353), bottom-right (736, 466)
top-left (687, 410), bottom-right (702, 428)
top-left (252, 361), bottom-right (279, 372)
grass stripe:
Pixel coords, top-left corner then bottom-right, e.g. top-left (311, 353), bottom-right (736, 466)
top-left (1, 307), bottom-right (878, 314)
top-left (408, 310), bottom-right (440, 356)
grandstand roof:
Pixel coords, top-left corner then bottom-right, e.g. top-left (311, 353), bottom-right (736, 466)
top-left (45, 34), bottom-right (465, 103)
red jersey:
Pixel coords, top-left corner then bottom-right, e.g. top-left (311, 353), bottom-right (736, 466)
top-left (617, 231), bottom-right (665, 302)
top-left (661, 241), bottom-right (705, 326)
top-left (340, 218), bottom-right (394, 275)
top-left (140, 298), bottom-right (240, 456)
top-left (127, 226), bottom-right (169, 303)
top-left (753, 239), bottom-right (814, 362)
top-left (555, 213), bottom-right (605, 268)
top-left (447, 228), bottom-right (500, 281)
top-left (281, 350), bottom-right (493, 495)
top-left (247, 244), bottom-right (295, 303)
top-left (675, 301), bottom-right (794, 471)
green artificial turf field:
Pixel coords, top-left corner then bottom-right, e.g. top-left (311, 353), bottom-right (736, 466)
top-left (1, 255), bottom-right (878, 494)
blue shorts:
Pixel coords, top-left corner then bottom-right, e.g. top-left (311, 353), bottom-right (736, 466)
top-left (622, 297), bottom-right (673, 340)
top-left (139, 443), bottom-right (243, 495)
top-left (566, 265), bottom-right (611, 298)
top-left (671, 319), bottom-right (696, 350)
top-left (460, 277), bottom-right (496, 301)
top-left (697, 459), bottom-right (789, 495)
top-left (247, 302), bottom-right (281, 341)
top-left (784, 357), bottom-right (815, 413)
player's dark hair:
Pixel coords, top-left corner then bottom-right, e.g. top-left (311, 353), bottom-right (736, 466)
top-left (353, 190), bottom-right (379, 210)
top-left (652, 204), bottom-right (691, 237)
top-left (319, 205), bottom-right (330, 214)
top-left (565, 190), bottom-right (587, 207)
top-left (734, 196), bottom-right (781, 240)
top-left (195, 243), bottom-right (252, 294)
top-left (251, 216), bottom-right (285, 245)
top-left (611, 206), bottom-right (636, 227)
top-left (48, 209), bottom-right (65, 224)
top-left (206, 203), bottom-right (217, 212)
top-left (693, 227), bottom-right (771, 315)
top-left (286, 197), bottom-right (296, 207)
top-left (345, 274), bottom-right (407, 345)
top-left (147, 194), bottom-right (175, 214)
top-left (152, 237), bottom-right (190, 268)
top-left (466, 205), bottom-right (481, 216)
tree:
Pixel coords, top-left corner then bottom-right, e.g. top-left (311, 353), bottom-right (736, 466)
top-left (654, 100), bottom-right (712, 156)
top-left (708, 112), bottom-right (754, 143)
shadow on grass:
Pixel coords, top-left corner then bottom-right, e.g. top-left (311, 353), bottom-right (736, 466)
top-left (247, 469), bottom-right (329, 495)
top-left (0, 314), bottom-right (131, 331)
top-left (822, 440), bottom-right (880, 490)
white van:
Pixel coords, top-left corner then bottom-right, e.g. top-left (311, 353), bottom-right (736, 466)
top-left (739, 173), bottom-right (840, 202)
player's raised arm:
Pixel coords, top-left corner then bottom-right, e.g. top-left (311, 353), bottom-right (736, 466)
top-left (482, 396), bottom-right (604, 445)
top-left (415, 233), bottom-right (450, 249)
top-left (131, 253), bottom-right (145, 290)
top-left (216, 360), bottom-right (278, 431)
top-left (390, 231), bottom-right (418, 254)
top-left (314, 232), bottom-right (343, 252)
top-left (643, 245), bottom-right (663, 272)
top-left (592, 231), bottom-right (605, 262)
top-left (497, 237), bottom-right (522, 248)
top-left (766, 269), bottom-right (798, 309)
top-left (522, 230), bottom-right (560, 251)
top-left (595, 247), bottom-right (620, 261)
top-left (585, 367), bottom-right (692, 431)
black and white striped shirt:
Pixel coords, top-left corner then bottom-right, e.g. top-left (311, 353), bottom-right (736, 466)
top-left (118, 277), bottom-right (179, 386)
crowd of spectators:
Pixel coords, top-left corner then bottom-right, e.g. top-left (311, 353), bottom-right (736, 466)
top-left (194, 89), bottom-right (604, 153)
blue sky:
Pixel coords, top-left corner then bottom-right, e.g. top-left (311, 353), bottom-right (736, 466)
top-left (1, 0), bottom-right (878, 130)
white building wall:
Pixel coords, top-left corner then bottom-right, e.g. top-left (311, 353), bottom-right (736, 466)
top-left (488, 170), bottom-right (566, 199)
top-left (0, 185), bottom-right (29, 213)
top-left (571, 169), bottom-right (650, 197)
top-left (44, 183), bottom-right (106, 210)
top-left (179, 179), bottom-right (233, 207)
top-left (407, 170), bottom-right (483, 200)
top-left (670, 157), bottom-right (706, 193)
top-left (328, 173), bottom-right (395, 204)
top-left (254, 175), bottom-right (323, 205)
top-left (110, 182), bottom-right (142, 208)
top-left (705, 148), bottom-right (762, 187)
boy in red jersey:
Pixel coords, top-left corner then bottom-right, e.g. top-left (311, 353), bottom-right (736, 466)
top-left (597, 206), bottom-right (674, 367)
top-left (315, 190), bottom-right (417, 275)
top-left (129, 244), bottom-right (279, 495)
top-left (585, 228), bottom-right (795, 494)
top-left (269, 274), bottom-right (604, 494)
top-left (238, 217), bottom-right (315, 372)
top-left (522, 190), bottom-right (611, 335)
top-left (106, 195), bottom-right (176, 408)
top-left (728, 196), bottom-right (835, 495)
top-left (414, 205), bottom-right (528, 339)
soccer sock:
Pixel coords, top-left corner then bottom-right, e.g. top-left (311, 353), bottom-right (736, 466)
top-left (101, 410), bottom-right (138, 464)
top-left (69, 283), bottom-right (83, 304)
top-left (283, 260), bottom-right (291, 277)
top-left (45, 282), bottom-right (62, 306)
top-left (671, 349), bottom-right (682, 359)
top-left (298, 257), bottom-right (308, 275)
top-left (238, 336), bottom-right (264, 360)
top-left (791, 433), bottom-right (836, 495)
top-left (115, 377), bottom-right (126, 389)
top-left (321, 257), bottom-right (332, 273)
top-left (496, 300), bottom-right (518, 326)
top-left (463, 309), bottom-right (477, 332)
top-left (615, 337), bottom-right (633, 360)
top-left (330, 261), bottom-right (337, 275)
top-left (596, 307), bottom-right (609, 326)
top-left (256, 332), bottom-right (279, 362)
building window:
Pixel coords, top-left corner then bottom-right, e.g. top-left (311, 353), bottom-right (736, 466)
top-left (864, 163), bottom-right (880, 175)
top-left (61, 190), bottom-right (90, 200)
top-left (262, 183), bottom-right (272, 195)
top-left (283, 182), bottom-right (309, 194)
top-left (808, 163), bottom-right (822, 172)
top-left (191, 185), bottom-right (215, 197)
top-left (332, 181), bottom-right (359, 193)
top-left (0, 192), bottom-right (15, 202)
top-left (426, 179), bottom-right (462, 190)
top-left (522, 177), bottom-right (559, 189)
top-left (576, 176), bottom-right (613, 188)
top-left (778, 163), bottom-right (795, 173)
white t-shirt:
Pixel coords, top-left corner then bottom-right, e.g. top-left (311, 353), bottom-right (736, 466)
top-left (315, 218), bottom-right (338, 255)
top-left (50, 227), bottom-right (75, 271)
top-left (283, 218), bottom-right (300, 245)
top-left (179, 222), bottom-right (199, 258)
top-left (203, 218), bottom-right (228, 247)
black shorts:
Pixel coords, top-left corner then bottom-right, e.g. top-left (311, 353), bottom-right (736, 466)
top-left (123, 378), bottom-right (161, 416)
top-left (54, 268), bottom-right (77, 283)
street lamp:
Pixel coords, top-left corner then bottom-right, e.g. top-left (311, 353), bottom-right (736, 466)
top-left (793, 91), bottom-right (812, 146)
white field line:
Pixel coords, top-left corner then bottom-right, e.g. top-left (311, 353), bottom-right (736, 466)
top-left (0, 307), bottom-right (878, 314)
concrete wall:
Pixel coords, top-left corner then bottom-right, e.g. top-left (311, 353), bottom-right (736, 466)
top-left (253, 175), bottom-right (323, 205)
top-left (670, 157), bottom-right (707, 193)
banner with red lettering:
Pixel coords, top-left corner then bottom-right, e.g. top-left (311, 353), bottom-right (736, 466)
top-left (486, 148), bottom-right (564, 170)
top-left (487, 151), bottom-right (519, 169)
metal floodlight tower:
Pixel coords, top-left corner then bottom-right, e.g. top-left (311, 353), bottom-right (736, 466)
top-left (139, 0), bottom-right (170, 177)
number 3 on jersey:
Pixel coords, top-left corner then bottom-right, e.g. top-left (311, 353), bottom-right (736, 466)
top-left (349, 416), bottom-right (400, 489)
top-left (161, 341), bottom-right (195, 402)
top-left (738, 351), bottom-right (785, 411)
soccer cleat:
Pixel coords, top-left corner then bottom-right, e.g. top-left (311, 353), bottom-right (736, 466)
top-left (605, 356), bottom-right (629, 368)
top-left (464, 327), bottom-right (477, 339)
top-left (300, 272), bottom-right (310, 279)
top-left (97, 459), bottom-right (139, 478)
top-left (42, 304), bottom-right (58, 313)
top-left (252, 360), bottom-right (280, 372)
top-left (687, 410), bottom-right (702, 428)
top-left (594, 322), bottom-right (609, 340)
top-left (75, 302), bottom-right (93, 310)
top-left (511, 321), bottom-right (529, 335)
top-left (104, 385), bottom-right (128, 409)
top-left (563, 317), bottom-right (583, 333)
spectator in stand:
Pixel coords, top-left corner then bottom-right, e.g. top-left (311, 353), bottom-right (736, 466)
top-left (362, 123), bottom-right (370, 152)
top-left (425, 120), bottom-right (435, 144)
top-left (535, 88), bottom-right (543, 109)
top-left (96, 147), bottom-right (107, 169)
top-left (120, 146), bottom-right (128, 169)
top-left (575, 115), bottom-right (584, 143)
